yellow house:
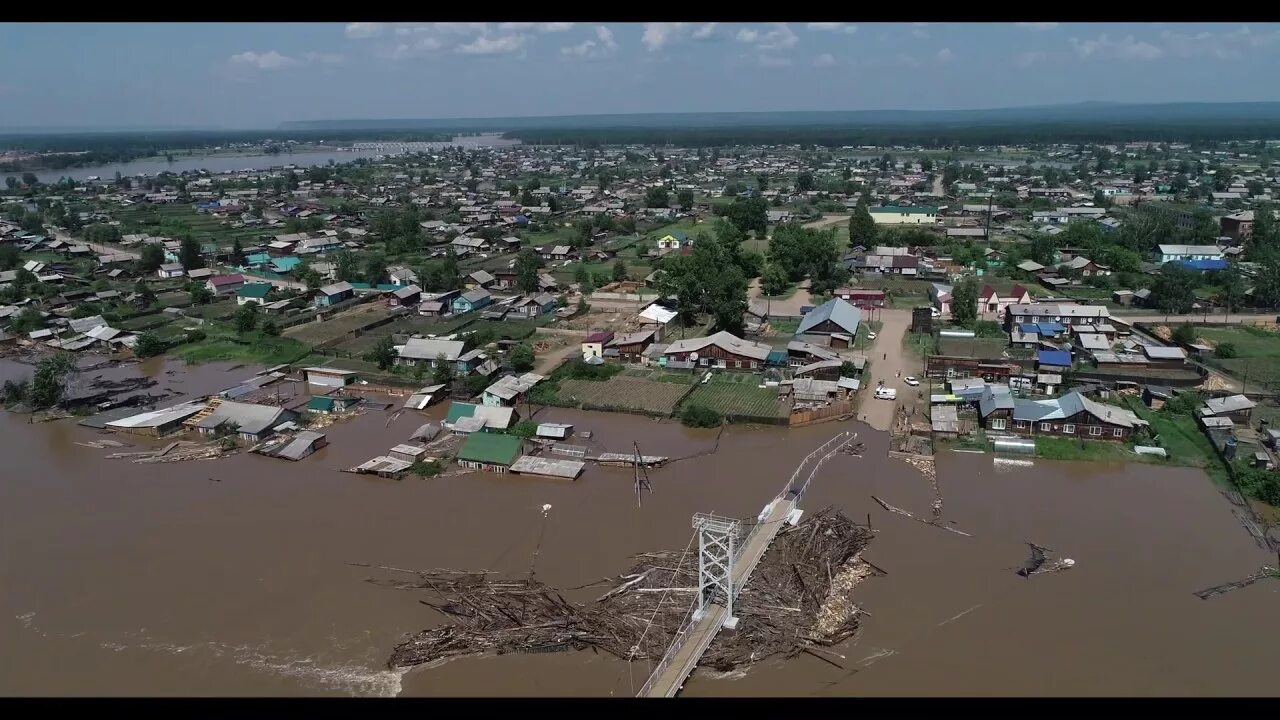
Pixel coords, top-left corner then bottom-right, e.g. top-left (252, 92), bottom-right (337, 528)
top-left (869, 206), bottom-right (938, 225)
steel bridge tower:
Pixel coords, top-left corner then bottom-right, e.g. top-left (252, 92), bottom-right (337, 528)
top-left (693, 513), bottom-right (741, 628)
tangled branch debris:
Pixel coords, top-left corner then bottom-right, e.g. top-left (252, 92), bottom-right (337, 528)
top-left (381, 507), bottom-right (878, 672)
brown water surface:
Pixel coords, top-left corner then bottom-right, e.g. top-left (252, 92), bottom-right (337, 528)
top-left (1, 360), bottom-right (1277, 696)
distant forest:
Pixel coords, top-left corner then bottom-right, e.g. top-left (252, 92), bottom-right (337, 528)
top-left (507, 120), bottom-right (1280, 148)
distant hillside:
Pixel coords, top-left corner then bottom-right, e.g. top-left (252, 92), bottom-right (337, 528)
top-left (279, 102), bottom-right (1280, 132)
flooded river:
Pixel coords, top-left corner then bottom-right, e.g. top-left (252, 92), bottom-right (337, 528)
top-left (1, 359), bottom-right (1277, 696)
top-left (27, 134), bottom-right (520, 184)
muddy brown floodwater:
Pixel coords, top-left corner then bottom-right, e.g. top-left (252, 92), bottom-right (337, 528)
top-left (2, 358), bottom-right (1278, 696)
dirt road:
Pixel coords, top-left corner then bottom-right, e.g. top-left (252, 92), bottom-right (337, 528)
top-left (857, 309), bottom-right (922, 432)
top-left (1112, 311), bottom-right (1277, 326)
top-left (802, 214), bottom-right (849, 230)
top-left (748, 278), bottom-right (812, 316)
top-left (531, 328), bottom-right (587, 375)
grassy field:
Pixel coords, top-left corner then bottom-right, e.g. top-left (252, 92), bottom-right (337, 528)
top-left (284, 303), bottom-right (394, 346)
top-left (904, 332), bottom-right (938, 357)
top-left (682, 374), bottom-right (788, 422)
top-left (556, 376), bottom-right (690, 415)
top-left (1122, 397), bottom-right (1230, 484)
top-left (173, 329), bottom-right (310, 366)
top-left (623, 368), bottom-right (696, 384)
top-left (113, 205), bottom-right (261, 247)
top-left (937, 336), bottom-right (1007, 359)
top-left (1198, 325), bottom-right (1280, 392)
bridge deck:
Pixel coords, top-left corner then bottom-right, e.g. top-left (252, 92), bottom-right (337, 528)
top-left (639, 497), bottom-right (795, 697)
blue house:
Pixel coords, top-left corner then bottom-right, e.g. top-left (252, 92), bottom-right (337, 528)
top-left (315, 281), bottom-right (355, 307)
top-left (452, 288), bottom-right (492, 314)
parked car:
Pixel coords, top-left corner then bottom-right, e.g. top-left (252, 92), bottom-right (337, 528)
top-left (874, 387), bottom-right (897, 400)
top-left (866, 331), bottom-right (877, 340)
top-left (903, 376), bottom-right (920, 387)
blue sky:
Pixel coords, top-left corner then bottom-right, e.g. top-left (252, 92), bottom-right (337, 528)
top-left (1, 22), bottom-right (1278, 129)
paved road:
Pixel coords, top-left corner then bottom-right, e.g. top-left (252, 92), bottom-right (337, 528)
top-left (858, 308), bottom-right (922, 432)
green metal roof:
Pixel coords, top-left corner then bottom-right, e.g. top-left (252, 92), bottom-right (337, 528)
top-left (457, 432), bottom-right (523, 466)
top-left (236, 283), bottom-right (273, 298)
top-left (444, 402), bottom-right (478, 424)
top-left (870, 206), bottom-right (938, 214)
top-left (307, 396), bottom-right (335, 411)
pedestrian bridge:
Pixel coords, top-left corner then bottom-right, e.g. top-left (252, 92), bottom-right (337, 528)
top-left (637, 432), bottom-right (854, 697)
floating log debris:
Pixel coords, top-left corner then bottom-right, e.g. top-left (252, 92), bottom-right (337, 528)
top-left (1193, 566), bottom-right (1278, 600)
top-left (871, 495), bottom-right (972, 537)
top-left (1016, 543), bottom-right (1075, 577)
top-left (381, 507), bottom-right (878, 673)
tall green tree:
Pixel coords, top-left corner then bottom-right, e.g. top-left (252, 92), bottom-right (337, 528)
top-left (178, 236), bottom-right (205, 271)
top-left (514, 249), bottom-right (542, 294)
top-left (676, 188), bottom-right (695, 208)
top-left (28, 353), bottom-right (75, 409)
top-left (365, 335), bottom-right (397, 370)
top-left (334, 251), bottom-right (361, 282)
top-left (234, 302), bottom-right (259, 333)
top-left (950, 276), bottom-right (979, 327)
top-left (230, 237), bottom-right (246, 266)
top-left (644, 187), bottom-right (669, 208)
top-left (1149, 262), bottom-right (1198, 314)
top-left (848, 197), bottom-right (877, 248)
top-left (138, 243), bottom-right (165, 274)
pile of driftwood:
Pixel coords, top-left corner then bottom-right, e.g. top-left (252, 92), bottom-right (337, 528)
top-left (380, 508), bottom-right (877, 672)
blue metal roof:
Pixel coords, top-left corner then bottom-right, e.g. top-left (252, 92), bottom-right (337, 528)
top-left (1018, 323), bottom-right (1041, 334)
top-left (1180, 259), bottom-right (1229, 272)
top-left (1038, 349), bottom-right (1072, 367)
top-left (1036, 322), bottom-right (1065, 334)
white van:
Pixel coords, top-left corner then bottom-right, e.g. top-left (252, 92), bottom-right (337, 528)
top-left (874, 387), bottom-right (897, 400)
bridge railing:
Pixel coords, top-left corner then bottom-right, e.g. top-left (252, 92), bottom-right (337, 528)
top-left (637, 430), bottom-right (852, 697)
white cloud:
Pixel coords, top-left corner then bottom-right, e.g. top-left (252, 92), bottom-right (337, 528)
top-left (936, 47), bottom-right (954, 62)
top-left (228, 50), bottom-right (299, 70)
top-left (1158, 25), bottom-right (1280, 60)
top-left (736, 23), bottom-right (798, 51)
top-left (807, 23), bottom-right (857, 35)
top-left (1016, 22), bottom-right (1059, 30)
top-left (758, 54), bottom-right (793, 68)
top-left (641, 22), bottom-right (719, 51)
top-left (301, 52), bottom-right (345, 65)
top-left (390, 36), bottom-right (445, 59)
top-left (499, 22), bottom-right (574, 33)
top-left (813, 53), bottom-right (836, 67)
top-left (457, 34), bottom-right (525, 56)
top-left (911, 27), bottom-right (930, 39)
top-left (1070, 34), bottom-right (1163, 61)
top-left (896, 53), bottom-right (921, 67)
top-left (561, 25), bottom-right (619, 59)
top-left (344, 22), bottom-right (385, 39)
top-left (642, 22), bottom-right (687, 51)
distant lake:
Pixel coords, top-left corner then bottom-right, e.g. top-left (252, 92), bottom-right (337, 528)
top-left (25, 134), bottom-right (521, 184)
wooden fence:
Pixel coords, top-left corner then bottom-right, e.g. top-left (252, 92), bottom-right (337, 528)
top-left (789, 400), bottom-right (856, 427)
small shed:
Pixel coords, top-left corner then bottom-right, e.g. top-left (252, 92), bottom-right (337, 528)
top-left (536, 422), bottom-right (574, 440)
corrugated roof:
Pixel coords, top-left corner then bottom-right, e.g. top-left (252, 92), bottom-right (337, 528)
top-left (796, 298), bottom-right (861, 336)
top-left (457, 432), bottom-right (523, 466)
